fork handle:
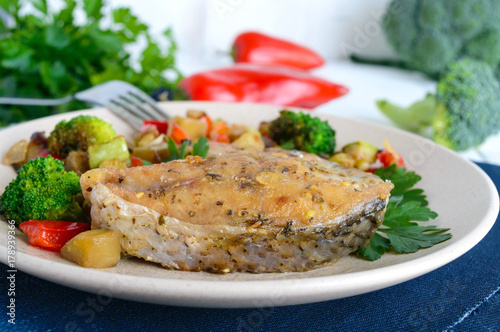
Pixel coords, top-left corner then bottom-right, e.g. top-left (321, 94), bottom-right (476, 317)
top-left (0, 96), bottom-right (73, 106)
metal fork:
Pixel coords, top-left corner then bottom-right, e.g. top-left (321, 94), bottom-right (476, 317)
top-left (0, 80), bottom-right (169, 130)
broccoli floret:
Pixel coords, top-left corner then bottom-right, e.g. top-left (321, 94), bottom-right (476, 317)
top-left (377, 59), bottom-right (500, 151)
top-left (268, 110), bottom-right (336, 157)
top-left (352, 0), bottom-right (500, 78)
top-left (0, 156), bottom-right (84, 226)
top-left (48, 115), bottom-right (116, 157)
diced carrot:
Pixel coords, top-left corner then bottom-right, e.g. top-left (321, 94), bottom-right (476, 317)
top-left (130, 155), bottom-right (144, 167)
top-left (170, 123), bottom-right (190, 144)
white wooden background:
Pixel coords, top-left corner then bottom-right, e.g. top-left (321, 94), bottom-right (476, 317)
top-left (108, 0), bottom-right (396, 72)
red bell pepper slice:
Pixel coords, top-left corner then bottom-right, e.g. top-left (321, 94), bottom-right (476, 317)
top-left (179, 64), bottom-right (348, 109)
top-left (142, 120), bottom-right (169, 134)
top-left (232, 31), bottom-right (324, 70)
top-left (35, 149), bottom-right (64, 160)
top-left (19, 220), bottom-right (90, 252)
top-left (377, 140), bottom-right (405, 168)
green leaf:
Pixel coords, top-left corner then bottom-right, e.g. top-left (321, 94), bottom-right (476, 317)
top-left (357, 163), bottom-right (451, 260)
top-left (179, 139), bottom-right (188, 159)
top-left (39, 61), bottom-right (70, 96)
top-left (83, 0), bottom-right (103, 22)
top-left (383, 201), bottom-right (438, 227)
top-left (56, 0), bottom-right (76, 25)
top-left (192, 137), bottom-right (210, 158)
top-left (375, 165), bottom-right (421, 196)
top-left (1, 48), bottom-right (33, 71)
top-left (357, 233), bottom-right (391, 261)
top-left (112, 8), bottom-right (147, 41)
top-left (166, 137), bottom-right (180, 160)
top-left (45, 24), bottom-right (71, 49)
top-left (88, 29), bottom-right (123, 53)
top-left (32, 0), bottom-right (48, 15)
top-left (0, 0), bottom-right (20, 17)
top-left (0, 76), bottom-right (17, 96)
top-left (380, 226), bottom-right (452, 253)
top-left (165, 137), bottom-right (210, 162)
top-left (398, 188), bottom-right (428, 207)
top-left (165, 137), bottom-right (189, 161)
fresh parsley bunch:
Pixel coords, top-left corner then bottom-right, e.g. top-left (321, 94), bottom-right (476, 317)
top-left (0, 0), bottom-right (182, 125)
top-left (358, 165), bottom-right (452, 261)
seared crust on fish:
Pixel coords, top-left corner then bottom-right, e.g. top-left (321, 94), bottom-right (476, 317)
top-left (82, 148), bottom-right (394, 273)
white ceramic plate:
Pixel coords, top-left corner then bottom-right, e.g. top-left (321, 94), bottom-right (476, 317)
top-left (0, 102), bottom-right (498, 308)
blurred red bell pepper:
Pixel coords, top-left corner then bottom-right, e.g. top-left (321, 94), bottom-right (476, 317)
top-left (19, 220), bottom-right (90, 252)
top-left (142, 120), bottom-right (169, 134)
top-left (178, 64), bottom-right (348, 109)
top-left (35, 149), bottom-right (64, 160)
top-left (232, 31), bottom-right (324, 70)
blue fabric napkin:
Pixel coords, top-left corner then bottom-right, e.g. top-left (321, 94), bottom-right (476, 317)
top-left (1, 162), bottom-right (499, 332)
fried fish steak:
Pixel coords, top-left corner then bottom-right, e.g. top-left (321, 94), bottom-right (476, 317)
top-left (81, 148), bottom-right (394, 273)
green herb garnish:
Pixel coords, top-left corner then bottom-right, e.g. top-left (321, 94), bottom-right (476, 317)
top-left (192, 137), bottom-right (210, 158)
top-left (165, 137), bottom-right (210, 162)
top-left (166, 138), bottom-right (189, 161)
top-left (357, 164), bottom-right (452, 261)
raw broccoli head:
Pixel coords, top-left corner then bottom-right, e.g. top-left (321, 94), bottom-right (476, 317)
top-left (377, 58), bottom-right (500, 151)
top-left (268, 110), bottom-right (336, 157)
top-left (0, 156), bottom-right (84, 226)
top-left (48, 115), bottom-right (116, 157)
top-left (381, 0), bottom-right (500, 77)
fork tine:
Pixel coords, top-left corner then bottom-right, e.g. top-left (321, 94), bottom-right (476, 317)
top-left (118, 93), bottom-right (166, 121)
top-left (107, 102), bottom-right (143, 131)
top-left (128, 91), bottom-right (170, 120)
top-left (109, 96), bottom-right (150, 123)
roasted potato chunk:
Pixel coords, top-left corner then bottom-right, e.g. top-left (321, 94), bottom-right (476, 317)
top-left (61, 229), bottom-right (121, 268)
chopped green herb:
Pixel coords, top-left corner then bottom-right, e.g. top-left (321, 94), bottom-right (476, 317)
top-left (165, 137), bottom-right (210, 162)
top-left (166, 138), bottom-right (189, 161)
top-left (357, 164), bottom-right (452, 261)
top-left (192, 137), bottom-right (210, 158)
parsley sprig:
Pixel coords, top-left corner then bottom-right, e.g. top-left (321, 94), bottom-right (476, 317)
top-left (165, 137), bottom-right (209, 162)
top-left (357, 165), bottom-right (452, 261)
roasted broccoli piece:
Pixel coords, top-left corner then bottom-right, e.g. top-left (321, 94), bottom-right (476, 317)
top-left (377, 59), bottom-right (500, 151)
top-left (268, 110), bottom-right (336, 157)
top-left (48, 115), bottom-right (116, 157)
top-left (352, 0), bottom-right (500, 78)
top-left (0, 156), bottom-right (84, 226)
